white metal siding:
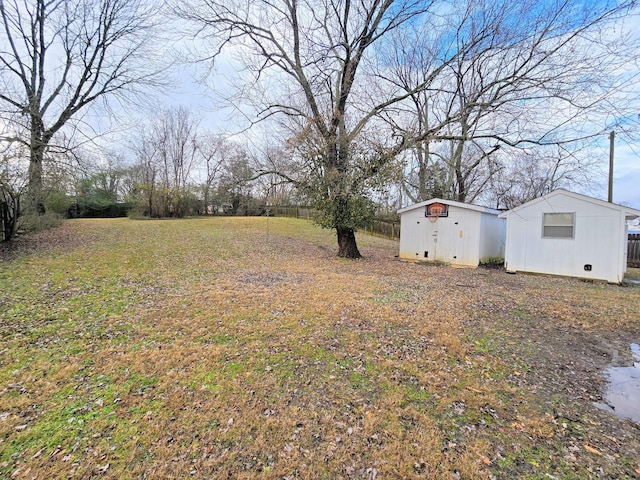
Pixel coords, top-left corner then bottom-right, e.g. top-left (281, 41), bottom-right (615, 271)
top-left (503, 194), bottom-right (626, 283)
top-left (623, 223), bottom-right (629, 274)
top-left (479, 213), bottom-right (506, 261)
top-left (399, 203), bottom-right (504, 267)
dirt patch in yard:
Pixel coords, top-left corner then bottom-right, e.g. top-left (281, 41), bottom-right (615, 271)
top-left (0, 221), bottom-right (102, 262)
top-left (464, 274), bottom-right (640, 479)
top-left (337, 246), bottom-right (640, 479)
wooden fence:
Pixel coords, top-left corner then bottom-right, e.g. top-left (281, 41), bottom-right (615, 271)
top-left (269, 205), bottom-right (400, 241)
top-left (362, 219), bottom-right (401, 241)
top-left (629, 234), bottom-right (640, 268)
top-left (269, 205), bottom-right (319, 221)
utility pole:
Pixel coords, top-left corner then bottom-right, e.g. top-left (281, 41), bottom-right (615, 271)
top-left (608, 131), bottom-right (615, 203)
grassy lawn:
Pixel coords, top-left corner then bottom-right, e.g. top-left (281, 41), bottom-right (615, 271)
top-left (625, 267), bottom-right (640, 282)
top-left (1, 217), bottom-right (639, 479)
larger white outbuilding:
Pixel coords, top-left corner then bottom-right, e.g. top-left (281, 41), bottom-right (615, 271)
top-left (398, 198), bottom-right (506, 267)
top-left (498, 189), bottom-right (640, 283)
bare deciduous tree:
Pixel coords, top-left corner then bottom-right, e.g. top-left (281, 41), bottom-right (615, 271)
top-left (197, 133), bottom-right (237, 215)
top-left (177, 0), bottom-right (454, 257)
top-left (384, 0), bottom-right (639, 206)
top-left (0, 0), bottom-right (164, 215)
top-left (129, 108), bottom-right (200, 218)
top-left (156, 107), bottom-right (199, 217)
top-left (130, 127), bottom-right (161, 217)
top-left (0, 138), bottom-right (26, 240)
top-left (178, 0), bottom-right (638, 256)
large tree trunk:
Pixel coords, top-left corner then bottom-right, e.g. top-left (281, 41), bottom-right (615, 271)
top-left (203, 186), bottom-right (210, 215)
top-left (455, 167), bottom-right (466, 203)
top-left (28, 148), bottom-right (46, 215)
top-left (417, 143), bottom-right (428, 202)
top-left (28, 116), bottom-right (47, 215)
top-left (337, 227), bottom-right (361, 258)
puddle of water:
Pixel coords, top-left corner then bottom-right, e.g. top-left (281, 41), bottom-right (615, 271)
top-left (595, 343), bottom-right (640, 422)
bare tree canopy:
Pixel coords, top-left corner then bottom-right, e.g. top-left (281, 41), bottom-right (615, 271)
top-left (177, 0), bottom-right (448, 256)
top-left (132, 107), bottom-right (200, 218)
top-left (177, 0), bottom-right (639, 256)
top-left (384, 1), bottom-right (640, 205)
top-left (0, 0), bottom-right (165, 214)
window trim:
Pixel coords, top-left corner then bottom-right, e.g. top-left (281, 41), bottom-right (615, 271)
top-left (542, 212), bottom-right (575, 239)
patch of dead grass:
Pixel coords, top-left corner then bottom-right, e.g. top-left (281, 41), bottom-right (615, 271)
top-left (1, 217), bottom-right (639, 479)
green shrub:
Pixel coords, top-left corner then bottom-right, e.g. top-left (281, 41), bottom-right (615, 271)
top-left (45, 191), bottom-right (73, 215)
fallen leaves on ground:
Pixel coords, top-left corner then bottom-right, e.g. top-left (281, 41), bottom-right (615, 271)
top-left (1, 217), bottom-right (639, 479)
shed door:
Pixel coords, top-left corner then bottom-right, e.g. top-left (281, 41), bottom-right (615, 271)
top-left (427, 220), bottom-right (438, 260)
top-left (426, 216), bottom-right (464, 263)
top-left (424, 217), bottom-right (448, 261)
top-left (414, 219), bottom-right (430, 260)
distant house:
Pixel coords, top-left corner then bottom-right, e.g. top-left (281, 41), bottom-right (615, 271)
top-left (397, 198), bottom-right (506, 267)
top-left (498, 189), bottom-right (640, 283)
top-left (208, 203), bottom-right (233, 215)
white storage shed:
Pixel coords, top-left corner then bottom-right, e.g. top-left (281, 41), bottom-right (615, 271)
top-left (498, 189), bottom-right (640, 283)
top-left (397, 198), bottom-right (506, 267)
